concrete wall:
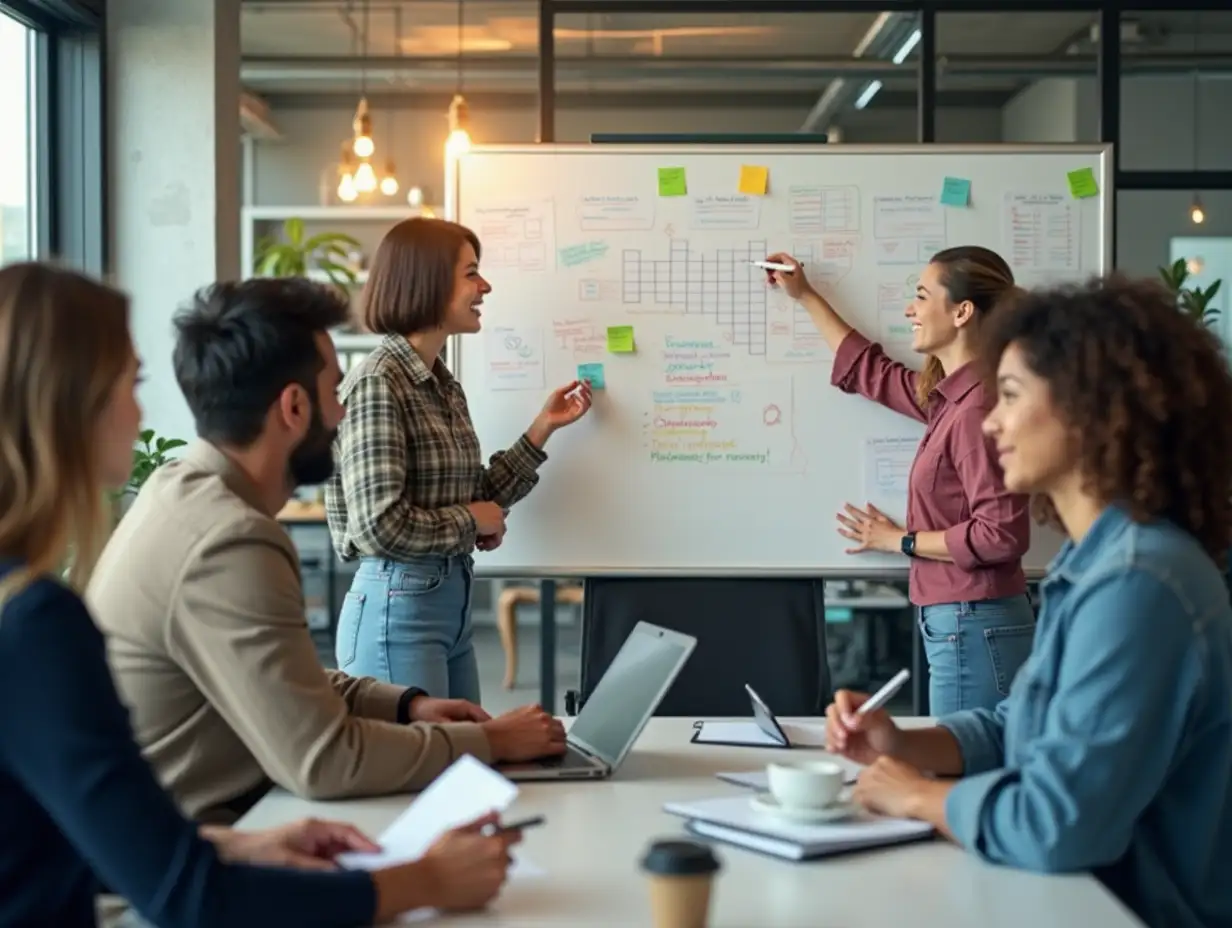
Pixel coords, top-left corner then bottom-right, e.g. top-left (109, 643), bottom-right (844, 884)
top-left (1000, 74), bottom-right (1232, 277)
top-left (249, 102), bottom-right (1003, 207)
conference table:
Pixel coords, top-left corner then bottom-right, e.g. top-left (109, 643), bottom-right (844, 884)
top-left (237, 717), bottom-right (1143, 927)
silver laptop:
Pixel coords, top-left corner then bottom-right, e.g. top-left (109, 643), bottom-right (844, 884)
top-left (500, 621), bottom-right (696, 781)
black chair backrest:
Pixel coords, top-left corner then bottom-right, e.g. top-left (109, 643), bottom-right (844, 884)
top-left (573, 578), bottom-right (831, 717)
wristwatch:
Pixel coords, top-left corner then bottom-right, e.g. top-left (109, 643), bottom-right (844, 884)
top-left (901, 532), bottom-right (918, 558)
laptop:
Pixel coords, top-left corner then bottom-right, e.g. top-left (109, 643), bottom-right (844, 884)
top-left (499, 621), bottom-right (697, 781)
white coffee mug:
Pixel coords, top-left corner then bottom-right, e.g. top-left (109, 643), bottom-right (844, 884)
top-left (766, 760), bottom-right (845, 809)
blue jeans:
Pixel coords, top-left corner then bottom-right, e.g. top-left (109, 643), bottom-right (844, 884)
top-left (335, 555), bottom-right (481, 703)
top-left (918, 594), bottom-right (1036, 716)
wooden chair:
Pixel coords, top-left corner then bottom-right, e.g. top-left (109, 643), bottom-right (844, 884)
top-left (496, 582), bottom-right (583, 689)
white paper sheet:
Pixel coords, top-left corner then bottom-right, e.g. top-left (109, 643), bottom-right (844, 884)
top-left (337, 755), bottom-right (542, 923)
top-left (693, 720), bottom-right (829, 748)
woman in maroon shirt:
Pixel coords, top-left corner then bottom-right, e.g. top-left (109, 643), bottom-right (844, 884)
top-left (766, 246), bottom-right (1034, 715)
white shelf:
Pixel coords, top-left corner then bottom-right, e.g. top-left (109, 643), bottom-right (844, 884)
top-left (243, 205), bottom-right (420, 222)
top-left (332, 332), bottom-right (381, 351)
top-left (306, 268), bottom-right (369, 285)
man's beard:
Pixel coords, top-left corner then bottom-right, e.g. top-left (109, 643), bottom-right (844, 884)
top-left (288, 407), bottom-right (337, 488)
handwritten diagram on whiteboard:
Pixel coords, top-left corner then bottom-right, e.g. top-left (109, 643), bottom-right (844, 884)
top-left (453, 146), bottom-right (1104, 574)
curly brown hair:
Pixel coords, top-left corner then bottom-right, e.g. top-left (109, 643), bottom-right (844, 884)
top-left (979, 273), bottom-right (1232, 560)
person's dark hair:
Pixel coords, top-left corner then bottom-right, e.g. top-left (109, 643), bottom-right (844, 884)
top-left (358, 217), bottom-right (482, 336)
top-left (980, 273), bottom-right (1232, 560)
top-left (172, 277), bottom-right (349, 447)
top-left (917, 246), bottom-right (1019, 406)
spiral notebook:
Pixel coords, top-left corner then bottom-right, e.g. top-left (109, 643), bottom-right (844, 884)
top-left (663, 794), bottom-right (934, 861)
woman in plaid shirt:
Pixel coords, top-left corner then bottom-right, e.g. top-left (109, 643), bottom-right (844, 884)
top-left (325, 218), bottom-right (592, 702)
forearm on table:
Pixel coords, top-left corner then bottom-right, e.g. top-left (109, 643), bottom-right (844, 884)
top-left (894, 727), bottom-right (965, 777)
top-left (799, 289), bottom-right (854, 352)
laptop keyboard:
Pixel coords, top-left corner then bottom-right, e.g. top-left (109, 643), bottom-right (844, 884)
top-left (539, 743), bottom-right (595, 769)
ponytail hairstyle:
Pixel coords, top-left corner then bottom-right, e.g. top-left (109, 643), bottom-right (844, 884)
top-left (914, 246), bottom-right (1021, 407)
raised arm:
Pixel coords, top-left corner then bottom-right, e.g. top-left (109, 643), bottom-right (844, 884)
top-left (476, 433), bottom-right (547, 509)
top-left (168, 528), bottom-right (491, 799)
top-left (942, 569), bottom-right (1201, 873)
top-left (336, 372), bottom-right (478, 557)
top-left (766, 252), bottom-right (925, 422)
top-left (0, 581), bottom-right (376, 928)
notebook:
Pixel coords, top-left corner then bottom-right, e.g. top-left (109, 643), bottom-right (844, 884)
top-left (663, 794), bottom-right (934, 861)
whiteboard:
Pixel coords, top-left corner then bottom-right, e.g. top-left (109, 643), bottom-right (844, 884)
top-left (447, 144), bottom-right (1112, 577)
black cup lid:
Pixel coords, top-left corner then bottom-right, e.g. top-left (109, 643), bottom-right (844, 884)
top-left (640, 839), bottom-right (721, 876)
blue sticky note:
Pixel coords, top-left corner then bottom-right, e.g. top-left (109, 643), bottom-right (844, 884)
top-left (577, 362), bottom-right (605, 389)
top-left (940, 176), bottom-right (971, 207)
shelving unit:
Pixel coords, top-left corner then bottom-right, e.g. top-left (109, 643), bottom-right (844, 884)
top-left (241, 205), bottom-right (435, 367)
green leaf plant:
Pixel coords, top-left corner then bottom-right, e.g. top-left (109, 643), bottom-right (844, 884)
top-left (254, 217), bottom-right (362, 294)
top-left (1159, 257), bottom-right (1223, 327)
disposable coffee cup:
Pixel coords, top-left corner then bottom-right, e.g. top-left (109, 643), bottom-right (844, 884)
top-left (640, 839), bottom-right (721, 928)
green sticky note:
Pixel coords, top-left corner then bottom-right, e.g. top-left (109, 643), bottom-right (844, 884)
top-left (577, 362), bottom-right (606, 389)
top-left (1067, 167), bottom-right (1099, 199)
top-left (940, 176), bottom-right (971, 207)
top-left (657, 167), bottom-right (687, 197)
top-left (606, 325), bottom-right (635, 353)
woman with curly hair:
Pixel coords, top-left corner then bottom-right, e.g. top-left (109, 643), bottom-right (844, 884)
top-left (822, 275), bottom-right (1232, 928)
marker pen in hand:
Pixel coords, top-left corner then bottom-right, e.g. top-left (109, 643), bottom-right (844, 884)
top-left (855, 668), bottom-right (911, 718)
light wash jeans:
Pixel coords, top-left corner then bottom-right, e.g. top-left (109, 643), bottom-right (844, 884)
top-left (918, 593), bottom-right (1036, 716)
top-left (335, 555), bottom-right (481, 703)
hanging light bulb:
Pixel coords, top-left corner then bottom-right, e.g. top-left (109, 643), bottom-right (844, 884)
top-left (445, 94), bottom-right (471, 158)
top-left (336, 142), bottom-right (358, 203)
top-left (1190, 196), bottom-right (1206, 225)
top-left (379, 160), bottom-right (399, 196)
top-left (337, 172), bottom-right (358, 202)
top-left (354, 160), bottom-right (378, 193)
top-left (352, 97), bottom-right (375, 158)
top-left (407, 186), bottom-right (424, 208)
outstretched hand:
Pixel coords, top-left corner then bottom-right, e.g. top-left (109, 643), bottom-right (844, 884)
top-left (836, 502), bottom-right (903, 555)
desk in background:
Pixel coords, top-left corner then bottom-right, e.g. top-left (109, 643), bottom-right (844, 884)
top-left (238, 717), bottom-right (1141, 928)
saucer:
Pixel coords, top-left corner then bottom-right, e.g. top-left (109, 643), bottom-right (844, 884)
top-left (750, 792), bottom-right (858, 823)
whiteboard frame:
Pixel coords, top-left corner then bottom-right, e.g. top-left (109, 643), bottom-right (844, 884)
top-left (445, 143), bottom-right (1115, 579)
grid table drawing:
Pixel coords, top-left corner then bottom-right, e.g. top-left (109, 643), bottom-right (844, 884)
top-left (621, 238), bottom-right (768, 356)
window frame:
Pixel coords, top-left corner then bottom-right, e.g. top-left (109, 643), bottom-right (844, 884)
top-left (2, 0), bottom-right (104, 272)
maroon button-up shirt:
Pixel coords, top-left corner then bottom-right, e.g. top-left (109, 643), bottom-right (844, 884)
top-left (831, 331), bottom-right (1030, 607)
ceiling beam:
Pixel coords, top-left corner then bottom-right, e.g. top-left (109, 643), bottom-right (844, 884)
top-left (258, 88), bottom-right (1012, 111)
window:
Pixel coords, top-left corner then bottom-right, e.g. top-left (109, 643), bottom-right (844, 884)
top-left (0, 10), bottom-right (34, 262)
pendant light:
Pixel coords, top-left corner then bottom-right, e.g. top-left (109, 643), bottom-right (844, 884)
top-left (445, 0), bottom-right (471, 158)
top-left (380, 4), bottom-right (401, 196)
top-left (1188, 13), bottom-right (1205, 225)
top-left (352, 1), bottom-right (374, 159)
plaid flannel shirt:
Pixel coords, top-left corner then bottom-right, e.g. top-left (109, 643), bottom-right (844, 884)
top-left (325, 335), bottom-right (547, 560)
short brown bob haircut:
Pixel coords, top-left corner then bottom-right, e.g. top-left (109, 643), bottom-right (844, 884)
top-left (357, 217), bottom-right (482, 336)
top-left (979, 273), bottom-right (1232, 562)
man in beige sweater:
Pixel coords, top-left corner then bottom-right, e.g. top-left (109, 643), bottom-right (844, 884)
top-left (87, 278), bottom-right (564, 825)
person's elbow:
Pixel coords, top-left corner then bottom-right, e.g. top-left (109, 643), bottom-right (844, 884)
top-left (975, 793), bottom-right (1128, 874)
top-left (945, 518), bottom-right (1027, 570)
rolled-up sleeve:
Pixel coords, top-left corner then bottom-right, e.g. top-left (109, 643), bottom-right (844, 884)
top-left (478, 433), bottom-right (548, 508)
top-left (937, 698), bottom-right (1012, 776)
top-left (943, 411), bottom-right (1030, 570)
top-left (941, 569), bottom-right (1199, 873)
top-left (830, 330), bottom-right (927, 423)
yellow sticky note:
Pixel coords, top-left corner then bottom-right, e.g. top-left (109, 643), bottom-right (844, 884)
top-left (657, 167), bottom-right (687, 197)
top-left (738, 164), bottom-right (769, 196)
top-left (606, 325), bottom-right (635, 353)
top-left (1067, 167), bottom-right (1099, 199)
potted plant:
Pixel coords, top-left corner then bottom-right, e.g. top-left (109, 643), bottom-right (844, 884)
top-left (254, 217), bottom-right (363, 293)
top-left (110, 429), bottom-right (187, 525)
top-left (1159, 258), bottom-right (1223, 327)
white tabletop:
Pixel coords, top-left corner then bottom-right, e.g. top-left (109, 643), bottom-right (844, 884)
top-left (237, 717), bottom-right (1142, 928)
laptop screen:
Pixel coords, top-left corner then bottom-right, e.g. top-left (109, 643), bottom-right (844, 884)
top-left (567, 622), bottom-right (695, 768)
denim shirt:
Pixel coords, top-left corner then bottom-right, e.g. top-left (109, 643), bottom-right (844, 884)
top-left (939, 505), bottom-right (1232, 928)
